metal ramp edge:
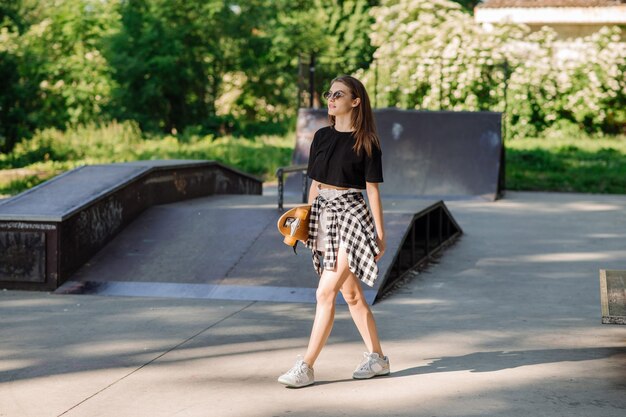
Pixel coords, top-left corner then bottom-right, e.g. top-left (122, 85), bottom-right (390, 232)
top-left (374, 201), bottom-right (463, 302)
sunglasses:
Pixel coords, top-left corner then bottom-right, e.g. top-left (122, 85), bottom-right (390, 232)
top-left (322, 90), bottom-right (353, 101)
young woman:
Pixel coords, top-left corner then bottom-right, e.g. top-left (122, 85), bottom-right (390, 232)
top-left (278, 75), bottom-right (389, 388)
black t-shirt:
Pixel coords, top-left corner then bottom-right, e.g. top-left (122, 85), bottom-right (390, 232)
top-left (307, 126), bottom-right (383, 189)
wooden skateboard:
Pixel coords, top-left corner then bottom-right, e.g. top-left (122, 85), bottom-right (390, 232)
top-left (277, 205), bottom-right (312, 247)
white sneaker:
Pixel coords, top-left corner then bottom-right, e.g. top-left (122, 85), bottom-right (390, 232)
top-left (352, 352), bottom-right (390, 379)
top-left (278, 358), bottom-right (314, 388)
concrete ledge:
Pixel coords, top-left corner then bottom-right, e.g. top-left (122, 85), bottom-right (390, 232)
top-left (599, 269), bottom-right (626, 324)
top-left (55, 280), bottom-right (377, 304)
top-left (0, 160), bottom-right (262, 291)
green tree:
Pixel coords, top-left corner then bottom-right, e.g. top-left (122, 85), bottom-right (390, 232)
top-left (23, 0), bottom-right (118, 126)
top-left (0, 0), bottom-right (37, 152)
top-left (1, 0), bottom-right (381, 144)
top-left (314, 0), bottom-right (377, 89)
top-left (107, 0), bottom-right (237, 132)
top-left (0, 0), bottom-right (119, 152)
top-left (228, 0), bottom-right (378, 125)
top-left (227, 1), bottom-right (327, 129)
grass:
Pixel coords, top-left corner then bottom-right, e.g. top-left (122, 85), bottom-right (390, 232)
top-left (0, 174), bottom-right (53, 197)
top-left (505, 136), bottom-right (626, 194)
top-left (1, 121), bottom-right (626, 198)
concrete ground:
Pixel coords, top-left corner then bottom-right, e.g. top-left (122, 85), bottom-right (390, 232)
top-left (1, 191), bottom-right (625, 417)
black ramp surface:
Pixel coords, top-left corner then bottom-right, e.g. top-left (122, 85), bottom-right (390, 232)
top-left (287, 108), bottom-right (502, 201)
top-left (0, 165), bottom-right (148, 221)
top-left (65, 195), bottom-right (285, 284)
top-left (56, 194), bottom-right (442, 304)
top-left (376, 109), bottom-right (501, 199)
top-left (59, 195), bottom-right (326, 303)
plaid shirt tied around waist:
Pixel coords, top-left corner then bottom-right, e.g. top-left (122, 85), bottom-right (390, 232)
top-left (305, 191), bottom-right (380, 287)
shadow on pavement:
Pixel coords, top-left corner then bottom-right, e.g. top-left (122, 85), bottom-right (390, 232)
top-left (393, 347), bottom-right (626, 376)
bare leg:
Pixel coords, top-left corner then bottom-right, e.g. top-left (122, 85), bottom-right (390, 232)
top-left (340, 267), bottom-right (384, 356)
top-left (303, 248), bottom-right (352, 367)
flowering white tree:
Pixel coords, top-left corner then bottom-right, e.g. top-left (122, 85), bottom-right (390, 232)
top-left (357, 0), bottom-right (626, 138)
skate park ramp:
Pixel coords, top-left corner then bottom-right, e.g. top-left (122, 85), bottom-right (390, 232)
top-left (0, 158), bottom-right (462, 304)
top-left (287, 108), bottom-right (503, 201)
top-left (0, 160), bottom-right (262, 291)
top-left (55, 194), bottom-right (461, 304)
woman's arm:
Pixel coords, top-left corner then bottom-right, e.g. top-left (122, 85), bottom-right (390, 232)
top-left (308, 179), bottom-right (320, 205)
top-left (366, 181), bottom-right (385, 261)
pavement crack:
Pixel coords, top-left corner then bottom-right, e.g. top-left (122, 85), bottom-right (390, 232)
top-left (56, 300), bottom-right (256, 417)
top-left (223, 214), bottom-right (276, 278)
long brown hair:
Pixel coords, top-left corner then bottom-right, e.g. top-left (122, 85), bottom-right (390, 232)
top-left (328, 75), bottom-right (381, 157)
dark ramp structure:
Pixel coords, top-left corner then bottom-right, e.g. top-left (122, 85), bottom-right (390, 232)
top-left (55, 196), bottom-right (460, 304)
top-left (0, 160), bottom-right (261, 291)
top-left (1, 160), bottom-right (461, 304)
top-left (287, 108), bottom-right (503, 202)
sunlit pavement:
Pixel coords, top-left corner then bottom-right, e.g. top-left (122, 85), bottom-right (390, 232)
top-left (1, 191), bottom-right (625, 417)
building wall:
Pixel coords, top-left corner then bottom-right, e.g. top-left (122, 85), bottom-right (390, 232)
top-left (475, 5), bottom-right (626, 40)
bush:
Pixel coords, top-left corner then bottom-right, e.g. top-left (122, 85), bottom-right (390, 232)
top-left (7, 120), bottom-right (143, 167)
top-left (1, 121), bottom-right (294, 184)
top-left (358, 0), bottom-right (626, 138)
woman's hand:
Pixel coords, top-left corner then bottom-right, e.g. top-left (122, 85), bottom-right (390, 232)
top-left (366, 182), bottom-right (386, 262)
top-left (375, 235), bottom-right (386, 261)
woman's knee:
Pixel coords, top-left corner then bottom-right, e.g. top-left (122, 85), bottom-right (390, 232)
top-left (339, 271), bottom-right (367, 307)
top-left (316, 283), bottom-right (338, 305)
top-left (341, 289), bottom-right (365, 307)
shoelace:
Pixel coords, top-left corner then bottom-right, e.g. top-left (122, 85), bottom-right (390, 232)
top-left (286, 362), bottom-right (308, 379)
top-left (356, 353), bottom-right (375, 371)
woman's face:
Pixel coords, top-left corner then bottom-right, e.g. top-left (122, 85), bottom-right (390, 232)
top-left (326, 81), bottom-right (357, 117)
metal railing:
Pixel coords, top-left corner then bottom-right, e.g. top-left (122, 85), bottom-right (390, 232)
top-left (275, 164), bottom-right (308, 210)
